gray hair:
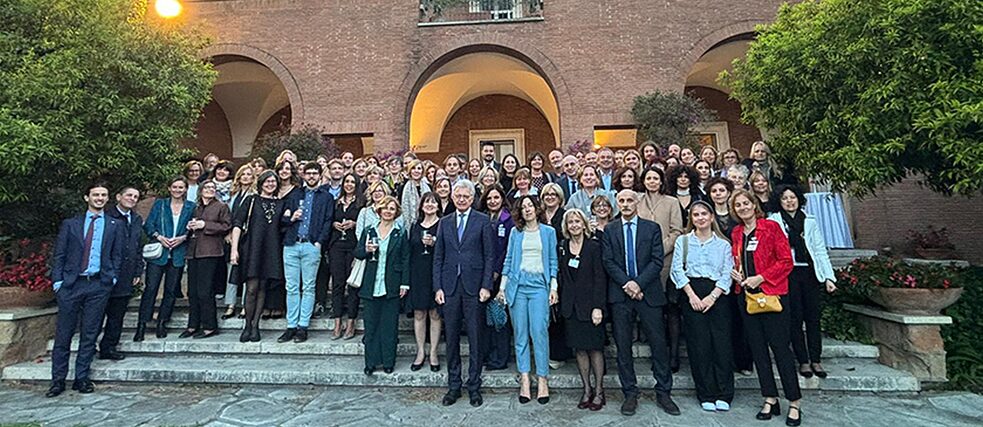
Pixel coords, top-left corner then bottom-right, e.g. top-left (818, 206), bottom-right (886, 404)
top-left (452, 179), bottom-right (476, 197)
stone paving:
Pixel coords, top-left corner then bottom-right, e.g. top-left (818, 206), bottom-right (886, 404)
top-left (0, 382), bottom-right (980, 427)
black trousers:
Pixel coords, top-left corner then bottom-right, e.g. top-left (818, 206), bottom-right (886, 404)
top-left (611, 300), bottom-right (673, 397)
top-left (187, 257), bottom-right (222, 330)
top-left (328, 244), bottom-right (359, 319)
top-left (362, 296), bottom-right (400, 369)
top-left (681, 278), bottom-right (735, 403)
top-left (99, 295), bottom-right (130, 353)
top-left (740, 294), bottom-right (802, 401)
top-left (442, 284), bottom-right (485, 393)
top-left (138, 259), bottom-right (184, 324)
top-left (728, 292), bottom-right (754, 371)
top-left (52, 277), bottom-right (111, 382)
top-left (315, 243), bottom-right (331, 306)
top-left (789, 266), bottom-right (823, 364)
top-left (480, 316), bottom-right (512, 369)
top-left (548, 309), bottom-right (573, 361)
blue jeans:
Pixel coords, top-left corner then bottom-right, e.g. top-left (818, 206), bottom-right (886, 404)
top-left (509, 273), bottom-right (550, 377)
top-left (283, 242), bottom-right (321, 328)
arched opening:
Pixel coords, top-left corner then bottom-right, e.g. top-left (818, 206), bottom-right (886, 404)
top-left (683, 35), bottom-right (762, 156)
top-left (408, 50), bottom-right (560, 163)
top-left (186, 55), bottom-right (292, 161)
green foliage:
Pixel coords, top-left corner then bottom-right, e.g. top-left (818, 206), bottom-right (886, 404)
top-left (631, 91), bottom-right (716, 148)
top-left (820, 297), bottom-right (874, 345)
top-left (942, 267), bottom-right (983, 392)
top-left (0, 0), bottom-right (216, 237)
top-left (725, 0), bottom-right (983, 196)
top-left (250, 124), bottom-right (339, 167)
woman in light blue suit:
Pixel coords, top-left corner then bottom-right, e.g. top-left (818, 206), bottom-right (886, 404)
top-left (135, 176), bottom-right (196, 341)
top-left (497, 195), bottom-right (559, 405)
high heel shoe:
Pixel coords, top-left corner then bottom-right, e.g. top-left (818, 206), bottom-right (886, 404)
top-left (155, 321), bottom-right (168, 339)
top-left (786, 405), bottom-right (802, 426)
top-left (133, 323), bottom-right (146, 342)
top-left (537, 379), bottom-right (550, 404)
top-left (811, 363), bottom-right (828, 379)
top-left (589, 391), bottom-right (606, 411)
top-left (518, 376), bottom-right (531, 404)
top-left (249, 324), bottom-right (261, 342)
top-left (410, 359), bottom-right (425, 371)
top-left (239, 325), bottom-right (251, 343)
top-left (799, 363), bottom-right (814, 378)
top-left (577, 388), bottom-right (594, 409)
top-left (221, 307), bottom-right (236, 320)
top-left (238, 309), bottom-right (246, 319)
top-left (756, 400), bottom-right (781, 420)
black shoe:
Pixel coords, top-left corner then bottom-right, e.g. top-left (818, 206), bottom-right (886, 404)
top-left (670, 358), bottom-right (680, 374)
top-left (133, 323), bottom-right (146, 342)
top-left (799, 364), bottom-right (814, 378)
top-left (155, 321), bottom-right (168, 339)
top-left (812, 363), bottom-right (828, 379)
top-left (194, 330), bottom-right (219, 339)
top-left (756, 400), bottom-right (781, 420)
top-left (97, 351), bottom-right (126, 361)
top-left (621, 395), bottom-right (639, 416)
top-left (469, 390), bottom-right (483, 407)
top-left (239, 326), bottom-right (251, 343)
top-left (786, 405), bottom-right (802, 426)
top-left (518, 393), bottom-right (531, 404)
top-left (364, 366), bottom-right (376, 376)
top-left (655, 392), bottom-right (680, 416)
top-left (383, 367), bottom-right (394, 374)
top-left (71, 379), bottom-right (95, 394)
top-left (484, 364), bottom-right (508, 371)
top-left (442, 390), bottom-right (461, 406)
top-left (294, 328), bottom-right (308, 343)
top-left (250, 326), bottom-right (261, 342)
top-left (312, 304), bottom-right (324, 319)
top-left (221, 309), bottom-right (237, 320)
top-left (277, 328), bottom-right (297, 343)
top-left (410, 362), bottom-right (424, 371)
top-left (537, 395), bottom-right (550, 405)
top-left (178, 330), bottom-right (196, 339)
top-left (430, 363), bottom-right (441, 372)
top-left (45, 381), bottom-right (65, 398)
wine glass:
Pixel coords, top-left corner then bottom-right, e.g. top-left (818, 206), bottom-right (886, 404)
top-left (369, 235), bottom-right (379, 262)
top-left (422, 230), bottom-right (431, 255)
top-left (338, 220), bottom-right (347, 241)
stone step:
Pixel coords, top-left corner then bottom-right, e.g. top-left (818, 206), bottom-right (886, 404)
top-left (0, 354), bottom-right (919, 392)
top-left (123, 312), bottom-right (419, 332)
top-left (829, 248), bottom-right (878, 268)
top-left (48, 334), bottom-right (878, 359)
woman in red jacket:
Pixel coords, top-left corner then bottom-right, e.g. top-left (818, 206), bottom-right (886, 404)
top-left (729, 189), bottom-right (801, 426)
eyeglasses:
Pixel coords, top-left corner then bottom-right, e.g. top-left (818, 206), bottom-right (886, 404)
top-left (542, 193), bottom-right (557, 198)
top-left (453, 194), bottom-right (473, 200)
top-left (201, 185), bottom-right (217, 190)
top-left (304, 171), bottom-right (320, 176)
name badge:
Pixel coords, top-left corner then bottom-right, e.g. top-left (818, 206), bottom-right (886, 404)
top-left (568, 258), bottom-right (580, 269)
top-left (746, 238), bottom-right (759, 252)
top-left (497, 224), bottom-right (506, 237)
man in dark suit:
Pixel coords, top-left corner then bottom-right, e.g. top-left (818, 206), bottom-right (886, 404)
top-left (557, 154), bottom-right (581, 201)
top-left (47, 183), bottom-right (124, 397)
top-left (601, 189), bottom-right (680, 416)
top-left (98, 186), bottom-right (144, 361)
top-left (433, 180), bottom-right (496, 407)
top-left (479, 141), bottom-right (501, 172)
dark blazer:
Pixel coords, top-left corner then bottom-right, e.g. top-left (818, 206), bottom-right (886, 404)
top-left (557, 174), bottom-right (578, 202)
top-left (487, 209), bottom-right (514, 275)
top-left (354, 226), bottom-right (410, 299)
top-left (282, 185), bottom-right (336, 246)
top-left (186, 200), bottom-right (232, 259)
top-left (144, 198), bottom-right (196, 267)
top-left (601, 216), bottom-right (666, 307)
top-left (559, 238), bottom-right (608, 321)
top-left (51, 212), bottom-right (125, 290)
top-left (105, 206), bottom-right (144, 297)
top-left (432, 209), bottom-right (496, 297)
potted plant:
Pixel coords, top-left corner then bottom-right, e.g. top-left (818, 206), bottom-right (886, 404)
top-left (0, 238), bottom-right (55, 309)
top-left (907, 226), bottom-right (958, 260)
top-left (838, 256), bottom-right (965, 316)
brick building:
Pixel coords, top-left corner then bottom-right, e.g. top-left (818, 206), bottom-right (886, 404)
top-left (178, 0), bottom-right (982, 263)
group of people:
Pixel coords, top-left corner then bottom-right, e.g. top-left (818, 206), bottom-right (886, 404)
top-left (47, 139), bottom-right (840, 426)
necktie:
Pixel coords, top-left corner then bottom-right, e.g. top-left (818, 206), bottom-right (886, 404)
top-left (626, 222), bottom-right (637, 279)
top-left (81, 214), bottom-right (100, 270)
top-left (457, 213), bottom-right (466, 242)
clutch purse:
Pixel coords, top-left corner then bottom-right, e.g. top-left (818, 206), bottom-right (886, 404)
top-left (745, 290), bottom-right (782, 314)
top-left (346, 258), bottom-right (366, 288)
top-left (142, 242), bottom-right (163, 260)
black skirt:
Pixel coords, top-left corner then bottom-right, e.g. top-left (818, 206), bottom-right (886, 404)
top-left (565, 316), bottom-right (605, 351)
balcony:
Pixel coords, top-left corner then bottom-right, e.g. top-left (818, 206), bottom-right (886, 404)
top-left (419, 0), bottom-right (544, 26)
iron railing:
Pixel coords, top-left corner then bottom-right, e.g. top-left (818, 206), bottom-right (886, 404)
top-left (420, 0), bottom-right (544, 24)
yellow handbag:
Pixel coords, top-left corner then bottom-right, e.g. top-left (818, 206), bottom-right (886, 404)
top-left (745, 291), bottom-right (783, 314)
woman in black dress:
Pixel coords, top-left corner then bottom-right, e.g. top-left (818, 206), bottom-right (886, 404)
top-left (408, 192), bottom-right (442, 371)
top-left (229, 171), bottom-right (284, 342)
top-left (558, 208), bottom-right (608, 411)
top-left (266, 160), bottom-right (300, 319)
top-left (480, 184), bottom-right (514, 371)
top-left (329, 173), bottom-right (364, 340)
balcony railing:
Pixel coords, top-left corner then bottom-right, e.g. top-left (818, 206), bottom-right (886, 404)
top-left (419, 0), bottom-right (544, 25)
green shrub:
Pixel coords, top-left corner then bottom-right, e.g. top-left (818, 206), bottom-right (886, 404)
top-left (941, 267), bottom-right (983, 392)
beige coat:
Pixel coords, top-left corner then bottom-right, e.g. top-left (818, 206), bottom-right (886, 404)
top-left (636, 192), bottom-right (684, 287)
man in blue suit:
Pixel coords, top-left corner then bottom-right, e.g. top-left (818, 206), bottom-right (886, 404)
top-left (47, 183), bottom-right (124, 397)
top-left (98, 186), bottom-right (144, 361)
top-left (556, 155), bottom-right (580, 201)
top-left (433, 180), bottom-right (496, 407)
top-left (601, 189), bottom-right (680, 416)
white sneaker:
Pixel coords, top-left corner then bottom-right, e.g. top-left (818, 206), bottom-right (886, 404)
top-left (701, 402), bottom-right (717, 412)
top-left (548, 360), bottom-right (565, 370)
top-left (715, 400), bottom-right (730, 411)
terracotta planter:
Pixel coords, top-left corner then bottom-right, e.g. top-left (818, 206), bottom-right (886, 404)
top-left (914, 248), bottom-right (957, 260)
top-left (868, 287), bottom-right (964, 316)
top-left (0, 287), bottom-right (55, 309)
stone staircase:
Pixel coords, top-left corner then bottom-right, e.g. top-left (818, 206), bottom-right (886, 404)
top-left (2, 297), bottom-right (919, 392)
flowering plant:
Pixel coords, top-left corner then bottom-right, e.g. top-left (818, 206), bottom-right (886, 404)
top-left (0, 238), bottom-right (53, 292)
top-left (907, 226), bottom-right (956, 250)
top-left (566, 139), bottom-right (593, 155)
top-left (837, 255), bottom-right (964, 292)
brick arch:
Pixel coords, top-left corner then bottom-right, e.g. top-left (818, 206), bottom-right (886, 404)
top-left (200, 43), bottom-right (305, 124)
top-left (394, 36), bottom-right (573, 147)
top-left (674, 20), bottom-right (768, 90)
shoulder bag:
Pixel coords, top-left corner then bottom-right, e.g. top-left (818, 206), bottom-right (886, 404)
top-left (737, 237), bottom-right (783, 314)
top-left (142, 201), bottom-right (165, 260)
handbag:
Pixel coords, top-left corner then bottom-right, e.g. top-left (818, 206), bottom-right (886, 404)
top-left (142, 202), bottom-right (166, 260)
top-left (745, 290), bottom-right (783, 314)
top-left (346, 258), bottom-right (366, 288)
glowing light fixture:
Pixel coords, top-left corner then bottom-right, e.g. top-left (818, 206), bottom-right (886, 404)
top-left (155, 0), bottom-right (182, 19)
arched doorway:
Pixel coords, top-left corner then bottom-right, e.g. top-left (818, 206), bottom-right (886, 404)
top-left (187, 55), bottom-right (293, 161)
top-left (408, 49), bottom-right (560, 163)
top-left (683, 34), bottom-right (762, 156)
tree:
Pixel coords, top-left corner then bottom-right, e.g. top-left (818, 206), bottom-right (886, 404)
top-left (250, 124), bottom-right (340, 167)
top-left (631, 91), bottom-right (717, 149)
top-left (0, 0), bottom-right (216, 237)
top-left (725, 0), bottom-right (983, 196)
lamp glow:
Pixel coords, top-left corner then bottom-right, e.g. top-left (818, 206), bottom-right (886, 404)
top-left (155, 0), bottom-right (182, 19)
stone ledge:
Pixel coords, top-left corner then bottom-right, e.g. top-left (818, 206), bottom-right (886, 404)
top-left (0, 307), bottom-right (58, 321)
top-left (844, 304), bottom-right (952, 325)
